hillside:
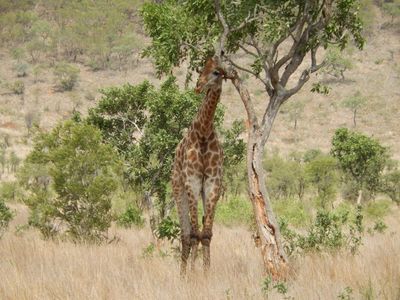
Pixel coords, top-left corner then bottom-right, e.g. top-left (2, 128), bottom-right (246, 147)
top-left (0, 3), bottom-right (399, 172)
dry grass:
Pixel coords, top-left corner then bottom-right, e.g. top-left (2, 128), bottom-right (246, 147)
top-left (1, 204), bottom-right (399, 300)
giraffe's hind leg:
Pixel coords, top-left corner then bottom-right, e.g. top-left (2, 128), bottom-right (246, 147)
top-left (177, 197), bottom-right (191, 276)
top-left (201, 176), bottom-right (222, 271)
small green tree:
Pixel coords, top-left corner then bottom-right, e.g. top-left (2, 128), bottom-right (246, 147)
top-left (305, 155), bottom-right (338, 208)
top-left (341, 91), bottom-right (367, 127)
top-left (284, 100), bottom-right (305, 130)
top-left (20, 121), bottom-right (121, 242)
top-left (53, 62), bottom-right (80, 91)
top-left (0, 200), bottom-right (13, 237)
top-left (331, 128), bottom-right (388, 202)
top-left (380, 170), bottom-right (400, 205)
top-left (324, 46), bottom-right (353, 80)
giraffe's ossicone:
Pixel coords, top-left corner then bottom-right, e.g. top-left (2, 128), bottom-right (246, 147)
top-left (172, 57), bottom-right (227, 276)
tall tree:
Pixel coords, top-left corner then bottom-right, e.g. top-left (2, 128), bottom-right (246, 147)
top-left (142, 0), bottom-right (364, 278)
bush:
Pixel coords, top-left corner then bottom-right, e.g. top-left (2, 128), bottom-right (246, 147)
top-left (305, 155), bottom-right (339, 208)
top-left (215, 196), bottom-right (253, 227)
top-left (20, 121), bottom-right (121, 242)
top-left (155, 216), bottom-right (180, 242)
top-left (272, 198), bottom-right (310, 227)
top-left (280, 206), bottom-right (363, 256)
top-left (13, 62), bottom-right (29, 77)
top-left (53, 62), bottom-right (79, 91)
top-left (264, 152), bottom-right (307, 200)
top-left (117, 204), bottom-right (145, 228)
top-left (8, 80), bottom-right (25, 95)
top-left (0, 200), bottom-right (13, 236)
top-left (364, 199), bottom-right (392, 219)
top-left (0, 181), bottom-right (20, 202)
top-left (380, 170), bottom-right (400, 204)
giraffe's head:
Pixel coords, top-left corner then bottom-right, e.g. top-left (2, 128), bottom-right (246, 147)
top-left (195, 57), bottom-right (226, 94)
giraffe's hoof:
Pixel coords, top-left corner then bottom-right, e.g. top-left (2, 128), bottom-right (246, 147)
top-left (190, 231), bottom-right (201, 242)
top-left (201, 231), bottom-right (212, 246)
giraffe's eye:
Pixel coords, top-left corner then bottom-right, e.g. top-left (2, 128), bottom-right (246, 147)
top-left (213, 70), bottom-right (220, 76)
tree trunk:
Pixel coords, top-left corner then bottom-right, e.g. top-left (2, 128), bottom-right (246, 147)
top-left (231, 75), bottom-right (288, 279)
top-left (247, 128), bottom-right (288, 280)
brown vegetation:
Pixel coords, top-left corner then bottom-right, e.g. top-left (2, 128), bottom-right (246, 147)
top-left (0, 204), bottom-right (399, 299)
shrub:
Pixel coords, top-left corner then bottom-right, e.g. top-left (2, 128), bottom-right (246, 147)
top-left (117, 204), bottom-right (145, 228)
top-left (264, 152), bottom-right (307, 200)
top-left (0, 200), bottom-right (13, 236)
top-left (0, 181), bottom-right (20, 202)
top-left (13, 62), bottom-right (29, 77)
top-left (272, 198), bottom-right (310, 227)
top-left (380, 170), bottom-right (400, 204)
top-left (364, 199), bottom-right (392, 219)
top-left (305, 155), bottom-right (339, 208)
top-left (279, 206), bottom-right (363, 256)
top-left (8, 80), bottom-right (25, 95)
top-left (215, 196), bottom-right (253, 227)
top-left (20, 121), bottom-right (121, 242)
top-left (53, 62), bottom-right (79, 91)
top-left (155, 216), bottom-right (180, 242)
top-left (332, 128), bottom-right (388, 200)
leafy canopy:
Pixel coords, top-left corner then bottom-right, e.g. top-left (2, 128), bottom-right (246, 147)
top-left (331, 128), bottom-right (388, 193)
top-left (19, 121), bottom-right (121, 241)
top-left (142, 0), bottom-right (364, 78)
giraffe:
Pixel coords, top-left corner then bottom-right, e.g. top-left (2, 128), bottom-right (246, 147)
top-left (172, 57), bottom-right (226, 276)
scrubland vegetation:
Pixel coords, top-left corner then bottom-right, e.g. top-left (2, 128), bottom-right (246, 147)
top-left (1, 0), bottom-right (400, 299)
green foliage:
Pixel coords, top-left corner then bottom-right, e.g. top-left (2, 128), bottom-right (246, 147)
top-left (380, 169), bottom-right (400, 204)
top-left (6, 80), bottom-right (25, 95)
top-left (382, 0), bottom-right (400, 22)
top-left (341, 91), bottom-right (367, 127)
top-left (220, 120), bottom-right (246, 196)
top-left (261, 276), bottom-right (290, 298)
top-left (264, 152), bottom-right (307, 200)
top-left (0, 181), bottom-right (21, 202)
top-left (272, 198), bottom-right (310, 228)
top-left (0, 200), bottom-right (13, 236)
top-left (53, 62), bottom-right (80, 91)
top-left (20, 121), bottom-right (121, 242)
top-left (363, 199), bottom-right (391, 219)
top-left (305, 155), bottom-right (339, 208)
top-left (284, 100), bottom-right (305, 129)
top-left (338, 287), bottom-right (354, 300)
top-left (331, 128), bottom-right (388, 198)
top-left (215, 196), bottom-right (253, 227)
top-left (311, 82), bottom-right (331, 95)
top-left (117, 204), bottom-right (145, 228)
top-left (88, 78), bottom-right (231, 219)
top-left (279, 205), bottom-right (363, 256)
top-left (155, 216), bottom-right (180, 242)
top-left (324, 46), bottom-right (353, 80)
top-left (13, 61), bottom-right (29, 77)
top-left (142, 0), bottom-right (364, 76)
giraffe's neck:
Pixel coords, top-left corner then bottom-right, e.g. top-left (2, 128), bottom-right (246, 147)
top-left (195, 86), bottom-right (222, 137)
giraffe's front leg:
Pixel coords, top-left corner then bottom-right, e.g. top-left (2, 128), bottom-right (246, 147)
top-left (201, 176), bottom-right (222, 271)
top-left (184, 175), bottom-right (202, 269)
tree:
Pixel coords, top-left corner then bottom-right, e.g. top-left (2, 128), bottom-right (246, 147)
top-left (331, 128), bottom-right (388, 203)
top-left (20, 121), bottom-right (121, 241)
top-left (142, 0), bottom-right (364, 278)
top-left (341, 91), bottom-right (367, 127)
top-left (284, 100), bottom-right (305, 130)
top-left (324, 46), bottom-right (353, 80)
top-left (305, 154), bottom-right (338, 209)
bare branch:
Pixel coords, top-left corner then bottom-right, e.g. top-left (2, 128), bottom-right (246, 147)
top-left (238, 44), bottom-right (258, 58)
top-left (214, 0), bottom-right (230, 59)
top-left (284, 50), bottom-right (326, 100)
top-left (226, 57), bottom-right (268, 87)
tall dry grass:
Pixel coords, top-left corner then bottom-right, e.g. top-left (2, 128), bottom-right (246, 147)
top-left (0, 204), bottom-right (399, 300)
